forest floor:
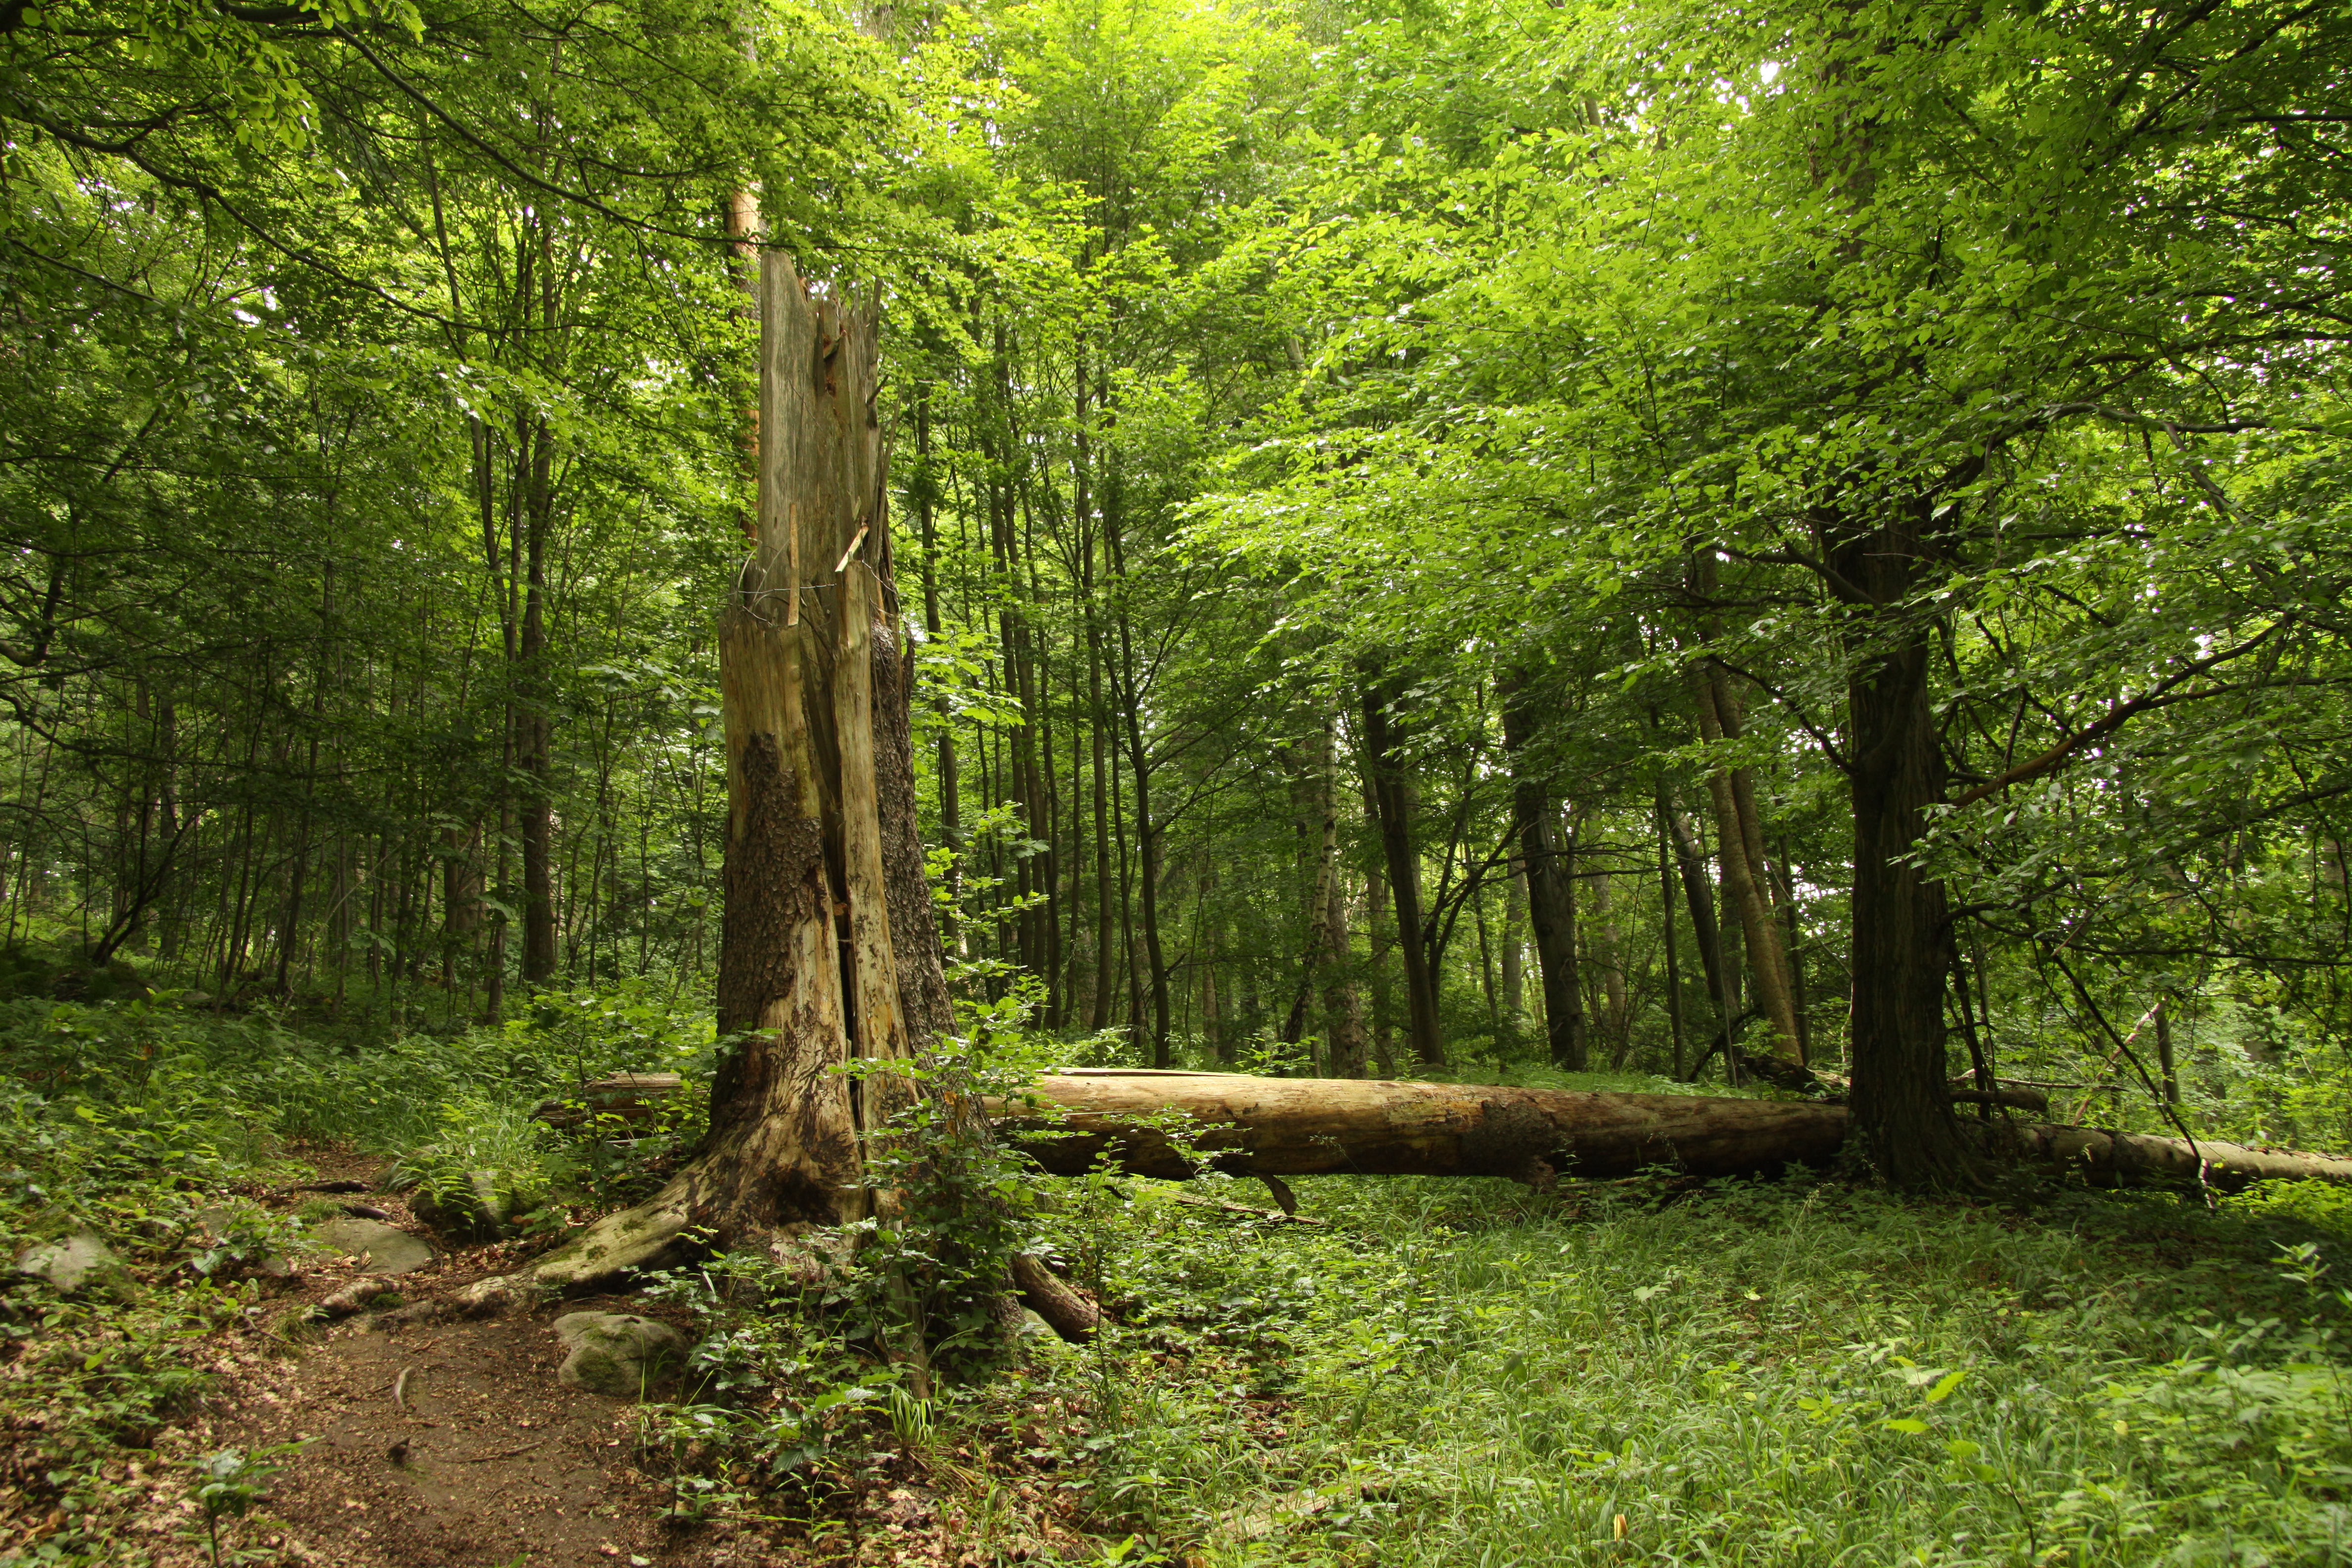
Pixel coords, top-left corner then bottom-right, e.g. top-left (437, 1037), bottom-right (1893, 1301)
top-left (47, 1149), bottom-right (1081, 1568)
top-left (10, 1001), bottom-right (2352, 1566)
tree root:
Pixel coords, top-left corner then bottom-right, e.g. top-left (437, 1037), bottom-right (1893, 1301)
top-left (364, 1180), bottom-right (701, 1330)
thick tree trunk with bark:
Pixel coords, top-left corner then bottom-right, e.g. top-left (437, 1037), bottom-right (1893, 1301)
top-left (1822, 497), bottom-right (1972, 1188)
top-left (998, 1071), bottom-right (2352, 1191)
top-left (442, 249), bottom-right (947, 1307)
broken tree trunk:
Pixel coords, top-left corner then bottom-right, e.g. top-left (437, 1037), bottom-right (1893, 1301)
top-left (426, 246), bottom-right (950, 1315)
top-left (994, 1070), bottom-right (2352, 1191)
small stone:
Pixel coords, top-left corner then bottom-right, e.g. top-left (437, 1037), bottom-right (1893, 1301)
top-left (411, 1170), bottom-right (534, 1242)
top-left (310, 1218), bottom-right (432, 1274)
top-left (552, 1312), bottom-right (686, 1400)
top-left (14, 1231), bottom-right (125, 1293)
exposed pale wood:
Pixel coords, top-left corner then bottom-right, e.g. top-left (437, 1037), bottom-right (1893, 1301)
top-left (997, 1070), bottom-right (2352, 1191)
top-left (409, 245), bottom-right (931, 1306)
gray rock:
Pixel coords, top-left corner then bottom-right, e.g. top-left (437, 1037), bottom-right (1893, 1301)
top-left (16, 1231), bottom-right (126, 1293)
top-left (552, 1311), bottom-right (686, 1400)
top-left (410, 1170), bottom-right (536, 1242)
top-left (311, 1217), bottom-right (433, 1274)
top-left (187, 1206), bottom-right (296, 1278)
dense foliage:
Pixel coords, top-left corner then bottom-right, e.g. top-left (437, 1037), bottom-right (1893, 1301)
top-left (10, 0), bottom-right (2352, 1171)
top-left (11, 0), bottom-right (2352, 1558)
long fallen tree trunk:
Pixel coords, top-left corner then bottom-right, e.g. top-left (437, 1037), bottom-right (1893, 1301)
top-left (994, 1069), bottom-right (2352, 1191)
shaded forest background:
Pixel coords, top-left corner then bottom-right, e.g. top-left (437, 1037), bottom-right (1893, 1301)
top-left (7, 0), bottom-right (2352, 1154)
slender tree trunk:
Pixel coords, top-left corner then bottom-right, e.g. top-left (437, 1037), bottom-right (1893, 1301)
top-left (1501, 865), bottom-right (1525, 1026)
top-left (1592, 868), bottom-right (1631, 1067)
top-left (1501, 677), bottom-right (1585, 1070)
top-left (1659, 788), bottom-right (1729, 1027)
top-left (1659, 802), bottom-right (1687, 1079)
top-left (1764, 840), bottom-right (1809, 1061)
top-left (1086, 618), bottom-right (1114, 1033)
top-left (1301, 717), bottom-right (1366, 1076)
top-left (912, 386), bottom-right (962, 953)
top-left (1362, 810), bottom-right (1399, 1078)
top-left (1359, 674), bottom-right (1446, 1068)
top-left (1692, 672), bottom-right (1797, 1059)
top-left (2154, 995), bottom-right (2179, 1104)
top-left (518, 418), bottom-right (558, 988)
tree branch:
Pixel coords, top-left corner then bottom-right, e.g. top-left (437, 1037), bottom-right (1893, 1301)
top-left (1950, 626), bottom-right (2284, 809)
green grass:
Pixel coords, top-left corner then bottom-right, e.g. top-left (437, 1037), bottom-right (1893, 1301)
top-left (1027, 1171), bottom-right (2352, 1566)
top-left (8, 994), bottom-right (2352, 1566)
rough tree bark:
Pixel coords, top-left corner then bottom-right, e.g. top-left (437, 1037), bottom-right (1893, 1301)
top-left (439, 248), bottom-right (948, 1309)
top-left (1821, 493), bottom-right (1972, 1188)
top-left (999, 1070), bottom-right (2352, 1192)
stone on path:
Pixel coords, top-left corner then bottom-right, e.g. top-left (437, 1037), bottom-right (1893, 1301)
top-left (552, 1312), bottom-right (685, 1400)
top-left (411, 1170), bottom-right (532, 1242)
top-left (14, 1230), bottom-right (125, 1293)
top-left (312, 1217), bottom-right (433, 1274)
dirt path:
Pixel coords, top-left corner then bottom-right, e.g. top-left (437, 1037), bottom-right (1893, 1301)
top-left (144, 1160), bottom-right (1023, 1568)
top-left (250, 1306), bottom-right (689, 1568)
top-left (125, 1153), bottom-right (760, 1567)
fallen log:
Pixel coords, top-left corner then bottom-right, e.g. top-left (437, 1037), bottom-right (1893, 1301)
top-left (531, 1073), bottom-right (685, 1130)
top-left (994, 1069), bottom-right (2352, 1192)
top-left (994, 1070), bottom-right (1849, 1182)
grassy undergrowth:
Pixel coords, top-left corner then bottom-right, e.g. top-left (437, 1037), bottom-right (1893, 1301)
top-left (4, 995), bottom-right (2352, 1565)
top-left (1005, 1170), bottom-right (2352, 1566)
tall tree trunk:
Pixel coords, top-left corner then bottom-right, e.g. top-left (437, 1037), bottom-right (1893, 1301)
top-left (1592, 867), bottom-right (1631, 1067)
top-left (1692, 670), bottom-right (1797, 1059)
top-left (467, 249), bottom-right (947, 1299)
top-left (1659, 802), bottom-right (1687, 1079)
top-left (1658, 787), bottom-right (1730, 1027)
top-left (1303, 716), bottom-right (1366, 1076)
top-left (1500, 677), bottom-right (1585, 1070)
top-left (1361, 810), bottom-right (1399, 1078)
top-left (1501, 865), bottom-right (1524, 1025)
top-left (1086, 614), bottom-right (1115, 1032)
top-left (518, 417), bottom-right (558, 988)
top-left (912, 385), bottom-right (962, 955)
top-left (2154, 996), bottom-right (2179, 1104)
top-left (1821, 497), bottom-right (1969, 1187)
top-left (1359, 674), bottom-right (1446, 1068)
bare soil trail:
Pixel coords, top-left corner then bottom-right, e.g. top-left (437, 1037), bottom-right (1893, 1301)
top-left (116, 1152), bottom-right (1045, 1568)
top-left (249, 1306), bottom-right (685, 1568)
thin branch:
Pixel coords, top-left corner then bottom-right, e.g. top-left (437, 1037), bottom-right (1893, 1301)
top-left (1949, 626), bottom-right (2283, 808)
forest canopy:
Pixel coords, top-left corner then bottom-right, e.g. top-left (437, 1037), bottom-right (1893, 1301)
top-left (8, 0), bottom-right (2349, 1163)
